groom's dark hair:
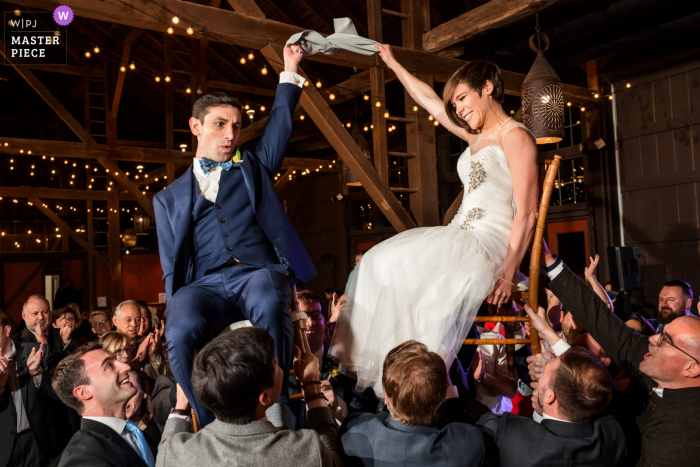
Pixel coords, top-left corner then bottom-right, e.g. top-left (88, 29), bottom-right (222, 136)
top-left (192, 92), bottom-right (243, 123)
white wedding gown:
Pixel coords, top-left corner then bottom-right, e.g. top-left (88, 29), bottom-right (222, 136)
top-left (329, 121), bottom-right (530, 397)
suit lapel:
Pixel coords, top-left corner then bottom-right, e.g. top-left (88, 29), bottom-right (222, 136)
top-left (81, 419), bottom-right (149, 467)
top-left (238, 155), bottom-right (258, 213)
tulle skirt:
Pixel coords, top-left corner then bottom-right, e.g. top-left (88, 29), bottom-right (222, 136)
top-left (328, 223), bottom-right (506, 398)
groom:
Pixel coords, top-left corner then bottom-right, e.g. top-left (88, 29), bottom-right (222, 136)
top-left (154, 43), bottom-right (316, 426)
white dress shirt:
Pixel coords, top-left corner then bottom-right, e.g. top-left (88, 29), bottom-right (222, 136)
top-left (192, 71), bottom-right (306, 203)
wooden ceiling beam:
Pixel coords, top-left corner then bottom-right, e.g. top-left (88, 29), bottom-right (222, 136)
top-left (20, 64), bottom-right (105, 77)
top-left (28, 196), bottom-right (111, 269)
top-left (207, 81), bottom-right (276, 97)
top-left (111, 28), bottom-right (144, 120)
top-left (9, 0), bottom-right (594, 102)
top-left (422, 0), bottom-right (559, 53)
top-left (0, 137), bottom-right (192, 163)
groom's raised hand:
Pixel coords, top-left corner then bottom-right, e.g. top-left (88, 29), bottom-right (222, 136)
top-left (284, 41), bottom-right (304, 74)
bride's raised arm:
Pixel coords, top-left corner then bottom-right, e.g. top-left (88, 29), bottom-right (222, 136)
top-left (375, 44), bottom-right (471, 142)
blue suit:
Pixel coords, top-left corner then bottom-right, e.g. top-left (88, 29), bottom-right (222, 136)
top-left (154, 82), bottom-right (316, 426)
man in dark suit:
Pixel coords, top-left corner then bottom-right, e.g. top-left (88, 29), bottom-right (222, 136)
top-left (1, 311), bottom-right (52, 467)
top-left (339, 340), bottom-right (485, 467)
top-left (51, 341), bottom-right (156, 467)
top-left (539, 248), bottom-right (700, 467)
top-left (154, 42), bottom-right (315, 427)
top-left (473, 346), bottom-right (625, 466)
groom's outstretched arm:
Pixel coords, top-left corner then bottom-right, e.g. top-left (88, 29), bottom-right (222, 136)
top-left (255, 44), bottom-right (306, 174)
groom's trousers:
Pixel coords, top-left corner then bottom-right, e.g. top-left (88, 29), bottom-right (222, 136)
top-left (164, 262), bottom-right (292, 426)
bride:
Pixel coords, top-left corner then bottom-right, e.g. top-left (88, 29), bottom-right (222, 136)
top-left (329, 43), bottom-right (539, 397)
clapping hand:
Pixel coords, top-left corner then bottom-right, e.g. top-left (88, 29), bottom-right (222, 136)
top-left (60, 320), bottom-right (74, 344)
top-left (27, 344), bottom-right (45, 377)
top-left (134, 333), bottom-right (153, 363)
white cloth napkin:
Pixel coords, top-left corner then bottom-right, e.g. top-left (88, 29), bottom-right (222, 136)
top-left (288, 18), bottom-right (379, 56)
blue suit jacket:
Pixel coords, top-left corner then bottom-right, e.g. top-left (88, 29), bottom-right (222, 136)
top-left (339, 410), bottom-right (485, 467)
top-left (154, 82), bottom-right (317, 301)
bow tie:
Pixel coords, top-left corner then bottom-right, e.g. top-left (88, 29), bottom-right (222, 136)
top-left (199, 157), bottom-right (233, 175)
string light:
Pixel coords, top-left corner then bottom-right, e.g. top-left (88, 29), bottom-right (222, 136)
top-left (413, 106), bottom-right (418, 111)
top-left (384, 111), bottom-right (389, 118)
top-left (155, 76), bottom-right (161, 82)
top-left (197, 86), bottom-right (203, 94)
top-left (594, 93), bottom-right (599, 99)
top-left (329, 93), bottom-right (336, 100)
top-left (94, 47), bottom-right (100, 53)
top-left (165, 76), bottom-right (171, 82)
top-left (261, 66), bottom-right (268, 75)
top-left (299, 115), bottom-right (305, 120)
top-left (363, 94), bottom-right (369, 100)
top-left (303, 81), bottom-right (309, 87)
top-left (244, 104), bottom-right (250, 110)
top-left (626, 83), bottom-right (631, 88)
top-left (371, 124), bottom-right (374, 129)
top-left (248, 52), bottom-right (254, 60)
top-left (608, 95), bottom-right (613, 100)
top-left (129, 62), bottom-right (135, 70)
top-left (428, 115), bottom-right (434, 121)
top-left (363, 126), bottom-right (368, 131)
top-left (186, 87), bottom-right (191, 94)
top-left (375, 101), bottom-right (381, 107)
top-left (167, 27), bottom-right (174, 34)
top-left (315, 80), bottom-right (322, 88)
top-left (85, 51), bottom-right (91, 57)
top-left (260, 105), bottom-right (266, 112)
top-left (567, 102), bottom-right (571, 107)
top-left (186, 27), bottom-right (194, 35)
top-left (240, 57), bottom-right (246, 64)
top-left (346, 122), bottom-right (352, 128)
top-left (120, 65), bottom-right (126, 72)
top-left (172, 16), bottom-right (179, 24)
top-left (580, 106), bottom-right (586, 112)
top-left (434, 120), bottom-right (439, 126)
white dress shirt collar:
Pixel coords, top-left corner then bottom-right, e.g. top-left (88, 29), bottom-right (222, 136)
top-left (542, 412), bottom-right (573, 423)
top-left (83, 416), bottom-right (127, 434)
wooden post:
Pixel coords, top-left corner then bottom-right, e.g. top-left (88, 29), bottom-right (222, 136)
top-left (164, 33), bottom-right (174, 152)
top-left (368, 0), bottom-right (388, 182)
top-left (107, 191), bottom-right (122, 309)
top-left (87, 200), bottom-right (95, 312)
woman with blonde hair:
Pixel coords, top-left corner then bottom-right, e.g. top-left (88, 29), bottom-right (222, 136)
top-left (99, 331), bottom-right (135, 364)
top-left (330, 44), bottom-right (539, 397)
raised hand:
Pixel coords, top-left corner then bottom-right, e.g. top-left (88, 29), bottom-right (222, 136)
top-left (526, 352), bottom-right (551, 383)
top-left (585, 254), bottom-right (600, 280)
top-left (134, 334), bottom-right (152, 363)
top-left (284, 40), bottom-right (304, 74)
top-left (60, 321), bottom-right (73, 344)
top-left (0, 348), bottom-right (9, 389)
top-left (375, 43), bottom-right (398, 69)
top-left (147, 329), bottom-right (159, 361)
top-left (292, 344), bottom-right (319, 386)
top-left (320, 380), bottom-right (338, 411)
top-left (27, 344), bottom-right (45, 375)
top-left (471, 349), bottom-right (485, 382)
top-left (486, 278), bottom-right (512, 306)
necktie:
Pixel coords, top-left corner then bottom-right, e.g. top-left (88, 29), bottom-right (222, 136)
top-left (199, 157), bottom-right (233, 175)
top-left (125, 421), bottom-right (156, 467)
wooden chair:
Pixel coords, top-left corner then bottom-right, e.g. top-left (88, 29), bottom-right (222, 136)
top-left (464, 155), bottom-right (562, 377)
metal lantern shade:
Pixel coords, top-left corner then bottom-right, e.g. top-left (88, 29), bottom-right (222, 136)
top-left (522, 47), bottom-right (565, 145)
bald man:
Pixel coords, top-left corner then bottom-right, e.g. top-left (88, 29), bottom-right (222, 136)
top-left (537, 246), bottom-right (700, 467)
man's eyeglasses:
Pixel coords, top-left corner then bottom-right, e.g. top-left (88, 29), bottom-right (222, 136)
top-left (659, 331), bottom-right (700, 365)
top-left (307, 311), bottom-right (324, 322)
top-left (92, 319), bottom-right (110, 328)
top-left (114, 346), bottom-right (134, 357)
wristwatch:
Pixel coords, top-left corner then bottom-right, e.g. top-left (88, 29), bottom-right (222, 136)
top-left (477, 372), bottom-right (489, 384)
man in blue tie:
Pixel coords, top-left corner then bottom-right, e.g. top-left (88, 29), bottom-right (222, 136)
top-left (51, 342), bottom-right (157, 467)
top-left (153, 42), bottom-right (316, 427)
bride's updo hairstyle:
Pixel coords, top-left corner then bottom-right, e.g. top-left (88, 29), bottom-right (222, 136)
top-left (443, 60), bottom-right (505, 134)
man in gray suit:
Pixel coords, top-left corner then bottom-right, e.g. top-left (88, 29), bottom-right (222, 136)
top-left (156, 327), bottom-right (342, 467)
top-left (339, 340), bottom-right (485, 467)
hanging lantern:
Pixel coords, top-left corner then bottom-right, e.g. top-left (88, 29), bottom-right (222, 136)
top-left (344, 150), bottom-right (371, 186)
top-left (521, 15), bottom-right (564, 145)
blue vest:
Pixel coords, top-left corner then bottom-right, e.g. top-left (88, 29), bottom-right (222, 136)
top-left (191, 165), bottom-right (278, 280)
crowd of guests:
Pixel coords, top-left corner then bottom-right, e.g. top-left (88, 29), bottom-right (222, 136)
top-left (2, 243), bottom-right (699, 467)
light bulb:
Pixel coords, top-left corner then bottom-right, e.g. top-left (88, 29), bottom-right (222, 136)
top-left (567, 102), bottom-right (571, 107)
top-left (94, 47), bottom-right (100, 53)
top-left (375, 101), bottom-right (381, 108)
top-left (172, 16), bottom-right (179, 24)
top-left (186, 27), bottom-right (193, 35)
top-left (244, 104), bottom-right (250, 110)
top-left (315, 80), bottom-right (322, 88)
top-left (300, 115), bottom-right (305, 120)
top-left (186, 87), bottom-right (191, 94)
top-left (248, 52), bottom-right (254, 60)
top-left (434, 120), bottom-right (439, 126)
top-left (197, 86), bottom-right (202, 94)
top-left (303, 81), bottom-right (309, 87)
top-left (346, 122), bottom-right (352, 128)
top-left (594, 93), bottom-right (599, 99)
top-left (580, 106), bottom-right (586, 112)
top-left (384, 111), bottom-right (389, 118)
top-left (261, 66), bottom-right (268, 75)
top-left (85, 51), bottom-right (91, 57)
top-left (120, 66), bottom-right (126, 72)
top-left (428, 115), bottom-right (434, 121)
top-left (608, 95), bottom-right (613, 100)
top-left (363, 94), bottom-right (369, 100)
top-left (413, 105), bottom-right (418, 111)
top-left (167, 27), bottom-right (174, 34)
top-left (626, 83), bottom-right (631, 88)
top-left (260, 106), bottom-right (266, 112)
top-left (155, 76), bottom-right (161, 82)
top-left (371, 124), bottom-right (374, 129)
top-left (165, 76), bottom-right (171, 82)
top-left (129, 62), bottom-right (135, 70)
top-left (329, 93), bottom-right (335, 100)
top-left (364, 126), bottom-right (368, 131)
